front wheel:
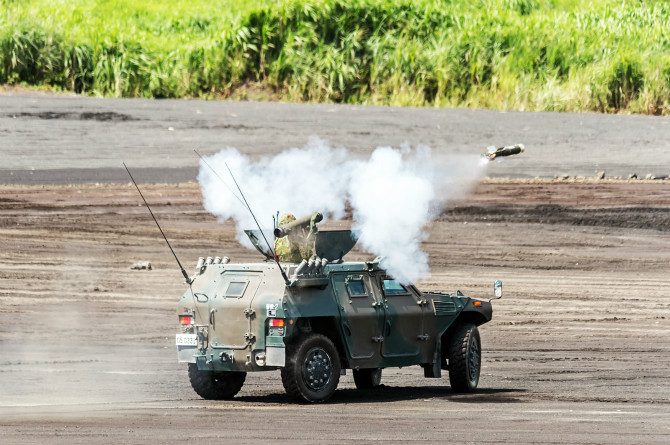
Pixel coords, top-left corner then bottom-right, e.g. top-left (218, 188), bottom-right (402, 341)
top-left (188, 363), bottom-right (246, 400)
top-left (447, 323), bottom-right (481, 392)
top-left (353, 368), bottom-right (382, 389)
top-left (281, 334), bottom-right (341, 403)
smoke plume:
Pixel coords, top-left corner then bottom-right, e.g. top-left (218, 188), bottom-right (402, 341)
top-left (198, 137), bottom-right (486, 283)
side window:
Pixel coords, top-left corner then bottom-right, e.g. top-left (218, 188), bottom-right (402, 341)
top-left (344, 275), bottom-right (368, 297)
top-left (346, 279), bottom-right (367, 297)
top-left (224, 281), bottom-right (248, 298)
top-left (382, 278), bottom-right (408, 295)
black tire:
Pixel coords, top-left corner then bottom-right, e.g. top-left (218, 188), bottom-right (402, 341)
top-left (353, 368), bottom-right (382, 390)
top-left (281, 334), bottom-right (341, 403)
top-left (188, 363), bottom-right (246, 400)
top-left (447, 323), bottom-right (481, 393)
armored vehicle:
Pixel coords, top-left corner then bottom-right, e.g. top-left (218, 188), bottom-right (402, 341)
top-left (176, 213), bottom-right (499, 403)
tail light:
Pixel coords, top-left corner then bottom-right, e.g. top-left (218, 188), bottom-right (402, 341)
top-left (269, 319), bottom-right (285, 327)
top-left (179, 315), bottom-right (194, 325)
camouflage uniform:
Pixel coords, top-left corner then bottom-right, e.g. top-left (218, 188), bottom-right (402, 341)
top-left (274, 213), bottom-right (314, 262)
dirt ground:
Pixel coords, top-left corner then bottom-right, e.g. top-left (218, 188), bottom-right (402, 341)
top-left (1, 179), bottom-right (669, 444)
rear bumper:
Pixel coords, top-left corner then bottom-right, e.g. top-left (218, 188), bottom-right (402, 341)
top-left (182, 346), bottom-right (286, 371)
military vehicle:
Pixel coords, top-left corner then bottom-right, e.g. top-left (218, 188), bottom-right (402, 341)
top-left (176, 212), bottom-right (501, 403)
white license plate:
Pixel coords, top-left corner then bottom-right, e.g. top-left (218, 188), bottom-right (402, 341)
top-left (176, 334), bottom-right (197, 346)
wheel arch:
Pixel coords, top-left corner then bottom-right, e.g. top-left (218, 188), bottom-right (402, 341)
top-left (455, 310), bottom-right (489, 327)
top-left (438, 311), bottom-right (488, 348)
top-left (427, 312), bottom-right (486, 379)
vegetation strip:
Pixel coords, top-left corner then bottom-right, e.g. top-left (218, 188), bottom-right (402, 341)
top-left (2, 0), bottom-right (670, 114)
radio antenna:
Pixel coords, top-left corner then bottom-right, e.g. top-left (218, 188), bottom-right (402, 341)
top-left (123, 163), bottom-right (191, 284)
top-left (224, 162), bottom-right (290, 285)
top-left (194, 149), bottom-right (247, 209)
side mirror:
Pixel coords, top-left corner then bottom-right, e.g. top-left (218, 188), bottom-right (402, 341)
top-left (491, 280), bottom-right (503, 301)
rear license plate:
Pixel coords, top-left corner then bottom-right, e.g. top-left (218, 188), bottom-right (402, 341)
top-left (176, 334), bottom-right (197, 346)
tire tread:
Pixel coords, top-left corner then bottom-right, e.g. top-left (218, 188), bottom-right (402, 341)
top-left (188, 363), bottom-right (246, 400)
top-left (447, 323), bottom-right (480, 393)
top-left (352, 368), bottom-right (382, 390)
top-left (281, 333), bottom-right (341, 403)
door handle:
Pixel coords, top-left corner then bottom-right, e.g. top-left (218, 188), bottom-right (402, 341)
top-left (209, 309), bottom-right (217, 329)
top-left (385, 320), bottom-right (391, 336)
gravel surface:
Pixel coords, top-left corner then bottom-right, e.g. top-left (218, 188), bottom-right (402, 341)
top-left (0, 181), bottom-right (668, 444)
top-left (1, 93), bottom-right (669, 443)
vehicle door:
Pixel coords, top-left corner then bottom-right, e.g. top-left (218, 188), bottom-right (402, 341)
top-left (332, 273), bottom-right (385, 367)
top-left (374, 275), bottom-right (427, 362)
top-left (209, 271), bottom-right (263, 349)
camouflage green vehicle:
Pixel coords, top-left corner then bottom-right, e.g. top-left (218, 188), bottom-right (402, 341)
top-left (176, 214), bottom-right (500, 403)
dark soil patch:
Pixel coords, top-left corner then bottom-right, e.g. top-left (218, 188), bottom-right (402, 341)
top-left (446, 204), bottom-right (670, 231)
top-left (10, 111), bottom-right (138, 121)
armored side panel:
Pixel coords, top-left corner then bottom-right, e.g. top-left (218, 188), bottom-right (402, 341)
top-left (244, 230), bottom-right (275, 259)
top-left (314, 230), bottom-right (359, 262)
top-left (282, 274), bottom-right (341, 326)
top-left (177, 264), bottom-right (220, 364)
top-left (327, 264), bottom-right (435, 369)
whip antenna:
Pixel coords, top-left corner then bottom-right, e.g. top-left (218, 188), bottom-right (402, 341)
top-left (123, 163), bottom-right (191, 284)
top-left (224, 162), bottom-right (290, 285)
top-left (194, 149), bottom-right (247, 209)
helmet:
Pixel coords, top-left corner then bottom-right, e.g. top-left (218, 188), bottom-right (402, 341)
top-left (278, 213), bottom-right (296, 227)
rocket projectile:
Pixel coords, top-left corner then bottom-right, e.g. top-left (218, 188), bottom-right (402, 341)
top-left (483, 144), bottom-right (525, 161)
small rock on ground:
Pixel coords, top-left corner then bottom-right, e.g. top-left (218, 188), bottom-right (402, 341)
top-left (131, 261), bottom-right (152, 270)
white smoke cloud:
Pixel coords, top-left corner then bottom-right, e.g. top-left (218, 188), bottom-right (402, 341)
top-left (199, 136), bottom-right (351, 246)
top-left (198, 137), bottom-right (486, 283)
top-left (349, 146), bottom-right (431, 282)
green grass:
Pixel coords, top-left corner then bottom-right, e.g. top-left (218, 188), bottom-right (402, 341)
top-left (2, 0), bottom-right (670, 114)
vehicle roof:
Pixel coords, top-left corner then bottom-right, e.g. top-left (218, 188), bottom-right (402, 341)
top-left (218, 260), bottom-right (380, 274)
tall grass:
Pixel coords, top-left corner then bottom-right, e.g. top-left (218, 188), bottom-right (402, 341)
top-left (1, 0), bottom-right (670, 114)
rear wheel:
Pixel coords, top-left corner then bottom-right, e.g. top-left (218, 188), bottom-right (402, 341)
top-left (447, 323), bottom-right (481, 392)
top-left (353, 368), bottom-right (382, 389)
top-left (281, 334), bottom-right (341, 403)
top-left (188, 363), bottom-right (246, 400)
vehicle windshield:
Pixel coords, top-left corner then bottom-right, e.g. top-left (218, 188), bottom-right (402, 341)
top-left (382, 278), bottom-right (408, 294)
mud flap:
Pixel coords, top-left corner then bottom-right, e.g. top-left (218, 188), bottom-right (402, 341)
top-left (266, 346), bottom-right (286, 366)
top-left (177, 346), bottom-right (197, 363)
top-left (423, 338), bottom-right (442, 378)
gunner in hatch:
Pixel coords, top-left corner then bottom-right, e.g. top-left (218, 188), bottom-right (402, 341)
top-left (274, 213), bottom-right (315, 262)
